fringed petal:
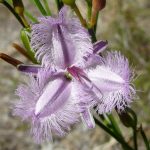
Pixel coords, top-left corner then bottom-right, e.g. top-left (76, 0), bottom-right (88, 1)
top-left (87, 51), bottom-right (136, 113)
top-left (35, 76), bottom-right (71, 118)
top-left (80, 108), bottom-right (95, 129)
top-left (13, 68), bottom-right (79, 143)
top-left (31, 6), bottom-right (93, 69)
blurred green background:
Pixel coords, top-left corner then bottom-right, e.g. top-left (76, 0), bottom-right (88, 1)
top-left (0, 0), bottom-right (150, 149)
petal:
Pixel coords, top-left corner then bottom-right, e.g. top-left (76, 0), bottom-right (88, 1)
top-left (31, 6), bottom-right (93, 68)
top-left (88, 66), bottom-right (125, 91)
top-left (81, 108), bottom-right (95, 129)
top-left (17, 64), bottom-right (42, 74)
top-left (35, 76), bottom-right (71, 118)
top-left (93, 40), bottom-right (108, 54)
top-left (14, 68), bottom-right (79, 143)
top-left (79, 54), bottom-right (102, 69)
top-left (87, 51), bottom-right (136, 113)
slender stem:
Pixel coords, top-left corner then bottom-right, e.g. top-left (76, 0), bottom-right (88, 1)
top-left (24, 9), bottom-right (38, 23)
top-left (108, 114), bottom-right (123, 138)
top-left (88, 28), bottom-right (97, 43)
top-left (71, 3), bottom-right (87, 27)
top-left (133, 128), bottom-right (138, 150)
top-left (33, 0), bottom-right (47, 16)
top-left (55, 0), bottom-right (64, 11)
top-left (140, 126), bottom-right (150, 150)
top-left (87, 5), bottom-right (92, 21)
top-left (85, 0), bottom-right (92, 21)
top-left (94, 117), bottom-right (134, 150)
top-left (43, 0), bottom-right (51, 16)
top-left (1, 1), bottom-right (25, 27)
top-left (127, 108), bottom-right (138, 150)
top-left (94, 12), bottom-right (99, 32)
top-left (20, 15), bottom-right (30, 27)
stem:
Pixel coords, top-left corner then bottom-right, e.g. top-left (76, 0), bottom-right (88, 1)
top-left (88, 28), bottom-right (97, 43)
top-left (87, 5), bottom-right (92, 21)
top-left (20, 14), bottom-right (30, 27)
top-left (127, 108), bottom-right (138, 150)
top-left (94, 117), bottom-right (134, 150)
top-left (33, 0), bottom-right (47, 16)
top-left (133, 128), bottom-right (138, 150)
top-left (140, 126), bottom-right (150, 150)
top-left (108, 114), bottom-right (123, 139)
top-left (43, 0), bottom-right (51, 16)
top-left (71, 3), bottom-right (87, 27)
top-left (55, 0), bottom-right (64, 11)
top-left (24, 9), bottom-right (38, 23)
top-left (94, 12), bottom-right (99, 32)
top-left (85, 0), bottom-right (92, 21)
top-left (2, 1), bottom-right (25, 27)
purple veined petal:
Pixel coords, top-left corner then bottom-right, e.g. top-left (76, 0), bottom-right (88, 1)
top-left (80, 107), bottom-right (95, 129)
top-left (31, 6), bottom-right (93, 68)
top-left (56, 25), bottom-right (74, 68)
top-left (58, 6), bottom-right (67, 24)
top-left (17, 64), bottom-right (43, 74)
top-left (14, 68), bottom-right (79, 143)
top-left (78, 54), bottom-right (102, 70)
top-left (87, 51), bottom-right (136, 113)
top-left (88, 66), bottom-right (125, 92)
top-left (68, 66), bottom-right (103, 100)
top-left (93, 40), bottom-right (108, 54)
top-left (35, 76), bottom-right (71, 118)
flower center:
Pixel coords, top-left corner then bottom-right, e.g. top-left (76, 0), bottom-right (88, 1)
top-left (64, 72), bottom-right (72, 81)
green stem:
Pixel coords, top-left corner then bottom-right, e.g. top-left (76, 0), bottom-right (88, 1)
top-left (85, 0), bottom-right (92, 21)
top-left (1, 1), bottom-right (25, 27)
top-left (43, 0), bottom-right (51, 16)
top-left (94, 12), bottom-right (99, 33)
top-left (133, 128), bottom-right (138, 150)
top-left (108, 114), bottom-right (123, 138)
top-left (24, 10), bottom-right (38, 23)
top-left (71, 3), bottom-right (87, 27)
top-left (140, 126), bottom-right (150, 150)
top-left (127, 108), bottom-right (138, 150)
top-left (33, 0), bottom-right (47, 16)
top-left (94, 117), bottom-right (134, 150)
top-left (88, 28), bottom-right (97, 43)
top-left (55, 0), bottom-right (64, 11)
top-left (20, 15), bottom-right (30, 27)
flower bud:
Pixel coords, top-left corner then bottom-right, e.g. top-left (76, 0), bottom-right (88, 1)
top-left (118, 108), bottom-right (137, 128)
top-left (92, 0), bottom-right (106, 12)
top-left (90, 0), bottom-right (106, 27)
top-left (62, 0), bottom-right (76, 6)
top-left (118, 112), bottom-right (135, 128)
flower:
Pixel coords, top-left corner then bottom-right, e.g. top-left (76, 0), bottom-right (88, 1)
top-left (14, 6), bottom-right (135, 143)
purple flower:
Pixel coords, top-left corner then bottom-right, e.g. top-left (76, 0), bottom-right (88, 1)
top-left (14, 6), bottom-right (135, 143)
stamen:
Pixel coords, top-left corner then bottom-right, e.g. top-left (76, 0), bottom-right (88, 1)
top-left (64, 72), bottom-right (72, 81)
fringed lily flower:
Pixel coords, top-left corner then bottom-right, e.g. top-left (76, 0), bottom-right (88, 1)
top-left (14, 6), bottom-right (135, 143)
